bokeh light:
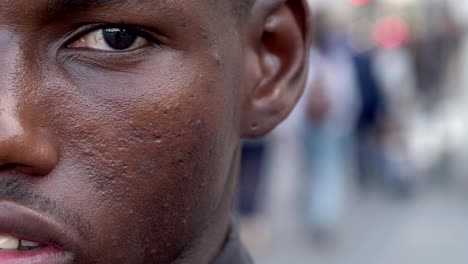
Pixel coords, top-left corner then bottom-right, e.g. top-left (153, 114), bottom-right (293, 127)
top-left (373, 16), bottom-right (409, 49)
top-left (347, 0), bottom-right (371, 6)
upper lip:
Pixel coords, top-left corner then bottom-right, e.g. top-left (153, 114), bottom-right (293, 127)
top-left (0, 201), bottom-right (78, 253)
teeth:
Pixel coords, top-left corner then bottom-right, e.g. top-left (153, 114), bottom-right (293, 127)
top-left (0, 235), bottom-right (43, 251)
top-left (0, 235), bottom-right (19, 249)
top-left (20, 240), bottom-right (41, 248)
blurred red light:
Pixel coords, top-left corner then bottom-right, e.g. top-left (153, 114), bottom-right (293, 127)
top-left (348, 0), bottom-right (371, 6)
top-left (373, 16), bottom-right (409, 49)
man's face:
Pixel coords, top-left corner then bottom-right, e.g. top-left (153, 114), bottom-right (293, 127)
top-left (0, 0), bottom-right (245, 263)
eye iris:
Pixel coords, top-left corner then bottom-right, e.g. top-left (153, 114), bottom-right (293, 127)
top-left (102, 28), bottom-right (137, 50)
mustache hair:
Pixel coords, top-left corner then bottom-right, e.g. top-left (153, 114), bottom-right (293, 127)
top-left (0, 177), bottom-right (91, 239)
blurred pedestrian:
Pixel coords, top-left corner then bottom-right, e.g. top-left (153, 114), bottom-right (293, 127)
top-left (298, 15), bottom-right (359, 239)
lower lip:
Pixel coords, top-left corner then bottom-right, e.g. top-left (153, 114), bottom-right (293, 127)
top-left (0, 247), bottom-right (71, 264)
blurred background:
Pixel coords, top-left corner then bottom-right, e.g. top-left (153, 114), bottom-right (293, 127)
top-left (236, 0), bottom-right (468, 263)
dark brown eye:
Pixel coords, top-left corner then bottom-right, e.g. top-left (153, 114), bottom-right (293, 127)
top-left (102, 28), bottom-right (137, 50)
top-left (68, 27), bottom-right (149, 51)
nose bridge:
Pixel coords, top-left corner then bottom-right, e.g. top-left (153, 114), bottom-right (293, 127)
top-left (0, 29), bottom-right (13, 47)
top-left (0, 36), bottom-right (23, 139)
top-left (0, 94), bottom-right (23, 142)
top-left (0, 36), bottom-right (58, 176)
top-left (0, 31), bottom-right (20, 75)
top-left (0, 1), bottom-right (36, 27)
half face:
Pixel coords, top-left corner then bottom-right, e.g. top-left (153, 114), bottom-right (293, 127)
top-left (0, 0), bottom-right (244, 263)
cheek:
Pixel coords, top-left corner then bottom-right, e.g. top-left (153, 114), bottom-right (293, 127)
top-left (46, 61), bottom-right (237, 262)
top-left (81, 114), bottom-right (221, 263)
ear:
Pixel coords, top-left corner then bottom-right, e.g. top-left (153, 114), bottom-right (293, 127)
top-left (240, 0), bottom-right (310, 137)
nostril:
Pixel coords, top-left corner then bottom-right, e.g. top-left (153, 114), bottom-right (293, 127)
top-left (0, 164), bottom-right (37, 176)
top-left (14, 165), bottom-right (35, 176)
top-left (0, 163), bottom-right (21, 171)
top-left (0, 134), bottom-right (59, 177)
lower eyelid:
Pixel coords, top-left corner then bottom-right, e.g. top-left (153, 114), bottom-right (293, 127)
top-left (59, 47), bottom-right (158, 72)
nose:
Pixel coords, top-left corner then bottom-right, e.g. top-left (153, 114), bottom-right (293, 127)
top-left (0, 97), bottom-right (59, 177)
top-left (0, 41), bottom-right (58, 177)
top-left (0, 119), bottom-right (59, 176)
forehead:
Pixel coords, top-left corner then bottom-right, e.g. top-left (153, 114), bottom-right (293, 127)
top-left (0, 0), bottom-right (232, 29)
top-left (0, 0), bottom-right (217, 11)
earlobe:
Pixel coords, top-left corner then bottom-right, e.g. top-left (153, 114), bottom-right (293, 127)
top-left (240, 0), bottom-right (310, 138)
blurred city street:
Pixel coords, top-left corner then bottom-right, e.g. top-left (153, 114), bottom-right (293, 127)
top-left (246, 139), bottom-right (468, 264)
top-left (237, 1), bottom-right (468, 263)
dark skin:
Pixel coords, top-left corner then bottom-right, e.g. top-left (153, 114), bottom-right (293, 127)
top-left (0, 0), bottom-right (309, 263)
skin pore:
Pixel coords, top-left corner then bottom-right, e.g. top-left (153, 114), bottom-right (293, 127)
top-left (0, 0), bottom-right (309, 263)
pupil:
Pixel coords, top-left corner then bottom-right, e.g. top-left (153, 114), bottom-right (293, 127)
top-left (103, 28), bottom-right (137, 50)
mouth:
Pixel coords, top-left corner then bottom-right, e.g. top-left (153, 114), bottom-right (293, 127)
top-left (0, 239), bottom-right (65, 264)
top-left (0, 201), bottom-right (76, 264)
